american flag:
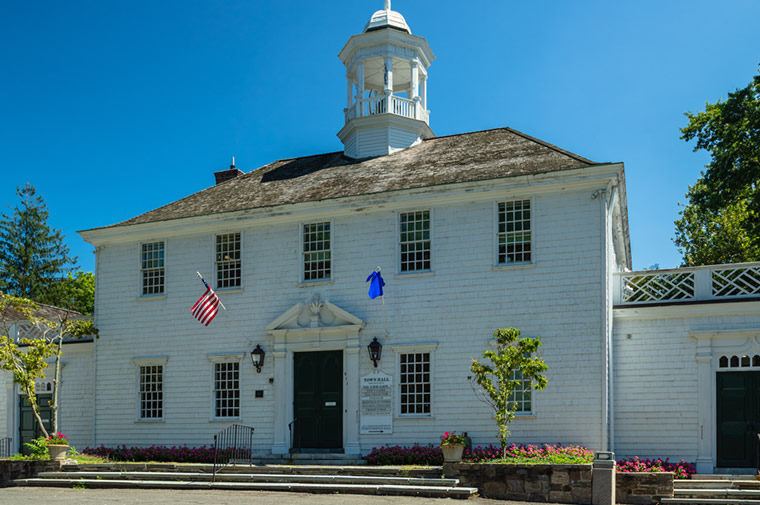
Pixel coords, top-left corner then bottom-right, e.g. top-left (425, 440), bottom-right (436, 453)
top-left (190, 278), bottom-right (220, 326)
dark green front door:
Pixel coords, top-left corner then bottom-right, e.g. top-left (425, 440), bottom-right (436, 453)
top-left (19, 394), bottom-right (52, 455)
top-left (717, 372), bottom-right (760, 468)
top-left (293, 350), bottom-right (343, 450)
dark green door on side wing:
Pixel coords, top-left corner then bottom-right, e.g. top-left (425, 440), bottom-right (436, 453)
top-left (19, 394), bottom-right (52, 455)
top-left (293, 350), bottom-right (343, 450)
top-left (717, 372), bottom-right (760, 468)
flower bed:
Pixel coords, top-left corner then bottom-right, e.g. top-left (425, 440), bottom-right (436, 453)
top-left (83, 445), bottom-right (219, 463)
top-left (616, 456), bottom-right (695, 479)
top-left (365, 443), bottom-right (593, 466)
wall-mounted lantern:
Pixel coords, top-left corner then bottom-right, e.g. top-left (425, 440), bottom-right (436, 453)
top-left (367, 337), bottom-right (382, 368)
top-left (250, 345), bottom-right (265, 373)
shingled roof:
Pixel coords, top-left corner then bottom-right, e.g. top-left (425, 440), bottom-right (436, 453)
top-left (103, 127), bottom-right (599, 229)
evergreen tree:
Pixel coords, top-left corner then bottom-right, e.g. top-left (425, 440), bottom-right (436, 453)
top-left (0, 183), bottom-right (77, 302)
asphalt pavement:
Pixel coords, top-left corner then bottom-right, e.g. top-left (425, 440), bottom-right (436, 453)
top-left (2, 487), bottom-right (568, 505)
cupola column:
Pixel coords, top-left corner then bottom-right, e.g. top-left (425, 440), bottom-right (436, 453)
top-left (383, 56), bottom-right (393, 96)
top-left (346, 73), bottom-right (353, 110)
top-left (421, 74), bottom-right (427, 111)
top-left (410, 59), bottom-right (419, 100)
top-left (355, 61), bottom-right (365, 118)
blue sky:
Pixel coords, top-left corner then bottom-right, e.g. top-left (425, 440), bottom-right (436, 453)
top-left (2, 0), bottom-right (759, 273)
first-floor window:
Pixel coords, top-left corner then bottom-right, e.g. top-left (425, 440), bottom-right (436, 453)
top-left (214, 362), bottom-right (240, 418)
top-left (399, 352), bottom-right (431, 415)
top-left (139, 365), bottom-right (163, 419)
top-left (508, 369), bottom-right (532, 413)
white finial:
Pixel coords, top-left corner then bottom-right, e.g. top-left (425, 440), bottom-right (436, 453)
top-left (231, 156), bottom-right (235, 168)
top-left (384, 0), bottom-right (390, 11)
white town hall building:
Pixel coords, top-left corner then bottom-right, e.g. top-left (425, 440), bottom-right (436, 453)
top-left (3, 2), bottom-right (760, 474)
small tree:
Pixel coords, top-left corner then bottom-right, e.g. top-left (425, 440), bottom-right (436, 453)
top-left (0, 294), bottom-right (56, 438)
top-left (0, 293), bottom-right (97, 438)
top-left (471, 328), bottom-right (548, 457)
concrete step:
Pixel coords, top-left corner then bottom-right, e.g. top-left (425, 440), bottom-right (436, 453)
top-left (674, 488), bottom-right (760, 498)
top-left (662, 499), bottom-right (760, 505)
top-left (14, 477), bottom-right (478, 499)
top-left (33, 470), bottom-right (460, 487)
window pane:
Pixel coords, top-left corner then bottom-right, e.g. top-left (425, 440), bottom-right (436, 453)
top-left (216, 233), bottom-right (241, 288)
top-left (399, 352), bottom-right (431, 416)
top-left (498, 200), bottom-right (531, 264)
top-left (303, 222), bottom-right (331, 281)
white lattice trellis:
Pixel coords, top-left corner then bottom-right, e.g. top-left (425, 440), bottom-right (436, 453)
top-left (712, 265), bottom-right (760, 297)
top-left (622, 272), bottom-right (695, 303)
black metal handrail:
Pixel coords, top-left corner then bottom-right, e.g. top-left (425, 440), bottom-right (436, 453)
top-left (212, 424), bottom-right (255, 482)
top-left (0, 437), bottom-right (12, 458)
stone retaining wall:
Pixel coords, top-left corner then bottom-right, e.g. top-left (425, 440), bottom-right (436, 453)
top-left (444, 463), bottom-right (675, 505)
top-left (0, 460), bottom-right (61, 487)
top-left (445, 462), bottom-right (593, 504)
top-left (616, 472), bottom-right (674, 504)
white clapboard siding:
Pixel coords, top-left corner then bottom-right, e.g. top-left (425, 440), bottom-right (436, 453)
top-left (90, 183), bottom-right (609, 452)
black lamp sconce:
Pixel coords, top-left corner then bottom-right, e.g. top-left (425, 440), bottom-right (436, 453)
top-left (250, 344), bottom-right (265, 373)
top-left (367, 337), bottom-right (383, 368)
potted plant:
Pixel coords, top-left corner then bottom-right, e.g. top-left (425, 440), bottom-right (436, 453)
top-left (440, 431), bottom-right (466, 462)
top-left (46, 432), bottom-right (69, 461)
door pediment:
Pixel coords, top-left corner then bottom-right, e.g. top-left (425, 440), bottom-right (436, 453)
top-left (266, 295), bottom-right (364, 337)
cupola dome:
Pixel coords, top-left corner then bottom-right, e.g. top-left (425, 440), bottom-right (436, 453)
top-left (363, 1), bottom-right (411, 34)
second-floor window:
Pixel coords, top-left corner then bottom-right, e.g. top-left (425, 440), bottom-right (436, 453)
top-left (400, 210), bottom-right (430, 272)
top-left (303, 222), bottom-right (331, 281)
top-left (141, 241), bottom-right (165, 295)
top-left (498, 200), bottom-right (531, 264)
top-left (216, 233), bottom-right (241, 289)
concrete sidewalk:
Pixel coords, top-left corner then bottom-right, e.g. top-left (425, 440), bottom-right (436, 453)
top-left (3, 486), bottom-right (566, 505)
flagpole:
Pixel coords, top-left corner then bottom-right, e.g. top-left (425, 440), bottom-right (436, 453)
top-left (196, 271), bottom-right (227, 311)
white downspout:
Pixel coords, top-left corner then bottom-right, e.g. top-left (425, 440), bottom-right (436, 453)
top-left (606, 185), bottom-right (618, 453)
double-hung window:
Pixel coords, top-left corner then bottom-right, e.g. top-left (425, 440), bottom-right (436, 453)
top-left (302, 222), bottom-right (331, 281)
top-left (216, 233), bottom-right (241, 289)
top-left (214, 362), bottom-right (240, 418)
top-left (498, 200), bottom-right (531, 264)
top-left (141, 241), bottom-right (165, 295)
top-left (138, 364), bottom-right (164, 420)
top-left (508, 369), bottom-right (532, 414)
top-left (399, 351), bottom-right (431, 416)
top-left (399, 210), bottom-right (430, 272)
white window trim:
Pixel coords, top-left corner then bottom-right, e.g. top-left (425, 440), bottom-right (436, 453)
top-left (207, 353), bottom-right (245, 421)
top-left (139, 240), bottom-right (167, 298)
top-left (132, 356), bottom-right (168, 422)
top-left (493, 198), bottom-right (534, 268)
top-left (392, 342), bottom-right (437, 419)
top-left (213, 231), bottom-right (244, 291)
top-left (396, 209), bottom-right (434, 275)
top-left (299, 220), bottom-right (334, 284)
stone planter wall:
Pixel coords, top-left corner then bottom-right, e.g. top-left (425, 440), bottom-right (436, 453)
top-left (444, 463), bottom-right (675, 505)
top-left (616, 472), bottom-right (674, 505)
top-left (445, 462), bottom-right (593, 504)
top-left (0, 460), bottom-right (61, 487)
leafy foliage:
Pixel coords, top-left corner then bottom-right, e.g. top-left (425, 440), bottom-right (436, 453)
top-left (0, 293), bottom-right (97, 438)
top-left (39, 271), bottom-right (95, 315)
top-left (0, 294), bottom-right (57, 438)
top-left (0, 184), bottom-right (78, 301)
top-left (471, 328), bottom-right (548, 457)
top-left (676, 67), bottom-right (760, 265)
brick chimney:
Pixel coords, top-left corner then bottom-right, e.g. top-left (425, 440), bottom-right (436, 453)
top-left (214, 156), bottom-right (244, 185)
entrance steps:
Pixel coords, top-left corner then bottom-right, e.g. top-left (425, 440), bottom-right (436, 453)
top-left (662, 475), bottom-right (760, 505)
top-left (14, 462), bottom-right (479, 499)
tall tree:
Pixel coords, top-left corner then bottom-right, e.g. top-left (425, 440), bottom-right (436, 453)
top-left (0, 183), bottom-right (77, 301)
top-left (39, 270), bottom-right (95, 315)
top-left (676, 67), bottom-right (760, 265)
